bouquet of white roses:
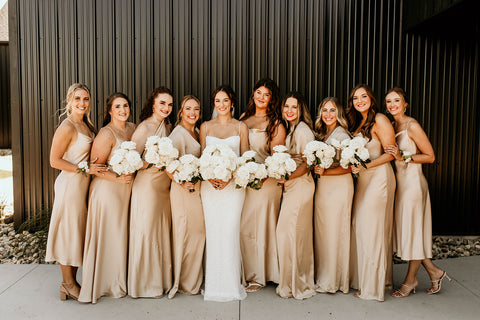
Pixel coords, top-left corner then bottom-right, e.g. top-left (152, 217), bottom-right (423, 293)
top-left (400, 150), bottom-right (413, 163)
top-left (199, 143), bottom-right (238, 182)
top-left (109, 141), bottom-right (144, 176)
top-left (264, 145), bottom-right (297, 184)
top-left (234, 150), bottom-right (268, 189)
top-left (333, 136), bottom-right (370, 177)
top-left (303, 140), bottom-right (336, 177)
top-left (144, 136), bottom-right (179, 171)
top-left (166, 154), bottom-right (202, 192)
top-left (76, 161), bottom-right (90, 177)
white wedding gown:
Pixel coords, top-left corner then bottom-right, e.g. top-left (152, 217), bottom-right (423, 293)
top-left (201, 135), bottom-right (247, 301)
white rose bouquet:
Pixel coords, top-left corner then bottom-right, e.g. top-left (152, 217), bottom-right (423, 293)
top-left (144, 136), bottom-right (179, 171)
top-left (303, 140), bottom-right (336, 177)
top-left (166, 154), bottom-right (202, 193)
top-left (264, 145), bottom-right (297, 185)
top-left (234, 150), bottom-right (268, 189)
top-left (109, 141), bottom-right (144, 176)
top-left (400, 150), bottom-right (413, 163)
top-left (76, 161), bottom-right (90, 177)
top-left (199, 143), bottom-right (238, 183)
top-left (336, 137), bottom-right (371, 177)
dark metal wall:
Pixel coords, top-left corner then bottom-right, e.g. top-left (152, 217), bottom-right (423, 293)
top-left (0, 43), bottom-right (10, 148)
top-left (9, 0), bottom-right (480, 234)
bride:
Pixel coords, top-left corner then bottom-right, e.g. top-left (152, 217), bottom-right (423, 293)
top-left (199, 85), bottom-right (249, 301)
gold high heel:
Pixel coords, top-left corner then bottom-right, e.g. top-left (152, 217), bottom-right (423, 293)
top-left (427, 271), bottom-right (451, 294)
top-left (60, 282), bottom-right (80, 301)
top-left (392, 283), bottom-right (417, 298)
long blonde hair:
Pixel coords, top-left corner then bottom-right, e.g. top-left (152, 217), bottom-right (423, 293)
top-left (314, 97), bottom-right (348, 141)
top-left (60, 83), bottom-right (96, 133)
top-left (176, 95), bottom-right (201, 126)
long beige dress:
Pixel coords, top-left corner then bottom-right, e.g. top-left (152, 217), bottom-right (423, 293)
top-left (349, 136), bottom-right (395, 301)
top-left (276, 121), bottom-right (316, 299)
top-left (314, 126), bottom-right (353, 293)
top-left (128, 121), bottom-right (172, 298)
top-left (393, 122), bottom-right (432, 260)
top-left (79, 127), bottom-right (132, 303)
top-left (167, 125), bottom-right (205, 299)
top-left (240, 127), bottom-right (282, 286)
top-left (45, 120), bottom-right (92, 266)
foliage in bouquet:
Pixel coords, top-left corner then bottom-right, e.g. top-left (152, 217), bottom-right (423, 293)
top-left (109, 141), bottom-right (144, 176)
top-left (303, 140), bottom-right (336, 177)
top-left (166, 154), bottom-right (203, 192)
top-left (199, 143), bottom-right (238, 182)
top-left (400, 150), bottom-right (413, 163)
top-left (144, 136), bottom-right (179, 171)
top-left (333, 137), bottom-right (371, 177)
top-left (264, 145), bottom-right (297, 183)
top-left (234, 150), bottom-right (268, 189)
top-left (76, 161), bottom-right (90, 177)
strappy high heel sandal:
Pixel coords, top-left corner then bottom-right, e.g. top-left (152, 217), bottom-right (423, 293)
top-left (427, 271), bottom-right (451, 294)
top-left (60, 282), bottom-right (80, 301)
top-left (392, 283), bottom-right (416, 298)
top-left (245, 282), bottom-right (263, 293)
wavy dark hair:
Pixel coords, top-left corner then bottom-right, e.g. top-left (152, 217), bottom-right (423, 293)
top-left (346, 84), bottom-right (378, 139)
top-left (211, 84), bottom-right (237, 115)
top-left (176, 95), bottom-right (201, 126)
top-left (240, 78), bottom-right (282, 145)
top-left (140, 86), bottom-right (174, 122)
top-left (281, 91), bottom-right (314, 136)
top-left (314, 97), bottom-right (348, 141)
top-left (102, 92), bottom-right (132, 127)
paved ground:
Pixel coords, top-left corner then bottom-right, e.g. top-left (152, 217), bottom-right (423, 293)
top-left (0, 256), bottom-right (479, 319)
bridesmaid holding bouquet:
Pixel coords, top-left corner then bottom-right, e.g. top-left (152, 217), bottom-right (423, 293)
top-left (128, 87), bottom-right (174, 298)
top-left (46, 83), bottom-right (99, 300)
top-left (79, 93), bottom-right (136, 303)
top-left (167, 95), bottom-right (205, 298)
top-left (276, 92), bottom-right (316, 300)
top-left (384, 88), bottom-right (449, 297)
top-left (312, 98), bottom-right (353, 294)
top-left (240, 78), bottom-right (286, 291)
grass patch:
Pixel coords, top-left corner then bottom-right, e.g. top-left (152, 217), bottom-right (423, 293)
top-left (0, 169), bottom-right (12, 179)
top-left (18, 206), bottom-right (52, 233)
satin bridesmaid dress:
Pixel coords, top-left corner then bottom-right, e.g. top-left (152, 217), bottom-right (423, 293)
top-left (314, 126), bottom-right (353, 293)
top-left (276, 121), bottom-right (316, 300)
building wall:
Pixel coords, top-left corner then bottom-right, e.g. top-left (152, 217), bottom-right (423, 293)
top-left (0, 43), bottom-right (10, 148)
top-left (9, 0), bottom-right (480, 233)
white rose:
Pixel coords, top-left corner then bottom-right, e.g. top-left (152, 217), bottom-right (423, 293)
top-left (273, 145), bottom-right (288, 153)
top-left (166, 160), bottom-right (180, 173)
top-left (358, 148), bottom-right (370, 161)
top-left (121, 141), bottom-right (137, 150)
top-left (285, 158), bottom-right (297, 173)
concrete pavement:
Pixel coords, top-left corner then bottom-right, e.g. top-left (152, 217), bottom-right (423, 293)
top-left (1, 256), bottom-right (479, 319)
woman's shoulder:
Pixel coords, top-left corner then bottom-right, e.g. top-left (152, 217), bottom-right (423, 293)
top-left (333, 126), bottom-right (351, 140)
top-left (296, 121), bottom-right (314, 135)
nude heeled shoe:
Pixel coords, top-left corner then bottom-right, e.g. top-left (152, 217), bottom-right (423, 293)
top-left (60, 282), bottom-right (80, 301)
top-left (392, 283), bottom-right (417, 298)
top-left (427, 271), bottom-right (451, 294)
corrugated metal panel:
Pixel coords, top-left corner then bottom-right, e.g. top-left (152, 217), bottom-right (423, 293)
top-left (0, 43), bottom-right (10, 148)
top-left (9, 0), bottom-right (480, 234)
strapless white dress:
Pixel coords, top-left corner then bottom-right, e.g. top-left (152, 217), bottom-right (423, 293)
top-left (201, 135), bottom-right (247, 301)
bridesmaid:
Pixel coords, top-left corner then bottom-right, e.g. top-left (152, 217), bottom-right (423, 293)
top-left (312, 98), bottom-right (353, 294)
top-left (46, 83), bottom-right (99, 300)
top-left (167, 95), bottom-right (205, 298)
top-left (347, 84), bottom-right (396, 302)
top-left (128, 87), bottom-right (174, 298)
top-left (239, 78), bottom-right (286, 292)
top-left (276, 92), bottom-right (316, 300)
top-left (79, 93), bottom-right (135, 303)
top-left (384, 88), bottom-right (448, 297)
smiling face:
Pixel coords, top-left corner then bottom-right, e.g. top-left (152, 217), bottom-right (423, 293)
top-left (109, 97), bottom-right (130, 122)
top-left (253, 86), bottom-right (272, 109)
top-left (321, 101), bottom-right (338, 128)
top-left (68, 89), bottom-right (90, 117)
top-left (180, 98), bottom-right (201, 126)
top-left (153, 93), bottom-right (173, 121)
top-left (352, 88), bottom-right (371, 114)
top-left (214, 91), bottom-right (232, 116)
top-left (385, 91), bottom-right (407, 116)
top-left (283, 97), bottom-right (299, 124)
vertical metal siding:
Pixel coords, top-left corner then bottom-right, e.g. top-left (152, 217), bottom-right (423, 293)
top-left (0, 44), bottom-right (10, 148)
top-left (9, 0), bottom-right (480, 234)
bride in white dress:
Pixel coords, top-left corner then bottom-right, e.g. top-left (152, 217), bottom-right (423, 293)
top-left (199, 85), bottom-right (249, 301)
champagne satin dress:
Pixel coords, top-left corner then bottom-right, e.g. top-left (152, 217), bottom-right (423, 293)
top-left (45, 120), bottom-right (92, 266)
top-left (393, 122), bottom-right (432, 260)
top-left (168, 125), bottom-right (205, 299)
top-left (314, 126), bottom-right (353, 293)
top-left (79, 127), bottom-right (133, 303)
top-left (276, 121), bottom-right (316, 299)
top-left (128, 121), bottom-right (172, 298)
top-left (349, 136), bottom-right (395, 301)
top-left (240, 127), bottom-right (282, 286)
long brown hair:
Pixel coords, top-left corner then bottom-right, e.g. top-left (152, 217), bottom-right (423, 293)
top-left (281, 91), bottom-right (314, 136)
top-left (102, 92), bottom-right (132, 127)
top-left (314, 97), bottom-right (348, 141)
top-left (384, 87), bottom-right (409, 109)
top-left (61, 83), bottom-right (97, 134)
top-left (240, 78), bottom-right (282, 145)
top-left (176, 95), bottom-right (201, 126)
top-left (346, 84), bottom-right (378, 139)
top-left (140, 86), bottom-right (173, 122)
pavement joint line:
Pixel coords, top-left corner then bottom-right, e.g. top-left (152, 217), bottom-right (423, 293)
top-left (0, 264), bottom-right (40, 296)
top-left (450, 276), bottom-right (480, 300)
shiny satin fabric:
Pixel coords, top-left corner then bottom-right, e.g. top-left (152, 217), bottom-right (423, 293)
top-left (314, 126), bottom-right (353, 293)
top-left (241, 128), bottom-right (281, 286)
top-left (128, 121), bottom-right (172, 298)
top-left (45, 128), bottom-right (92, 266)
top-left (349, 137), bottom-right (395, 301)
top-left (168, 125), bottom-right (205, 298)
top-left (393, 128), bottom-right (432, 260)
top-left (276, 122), bottom-right (316, 299)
